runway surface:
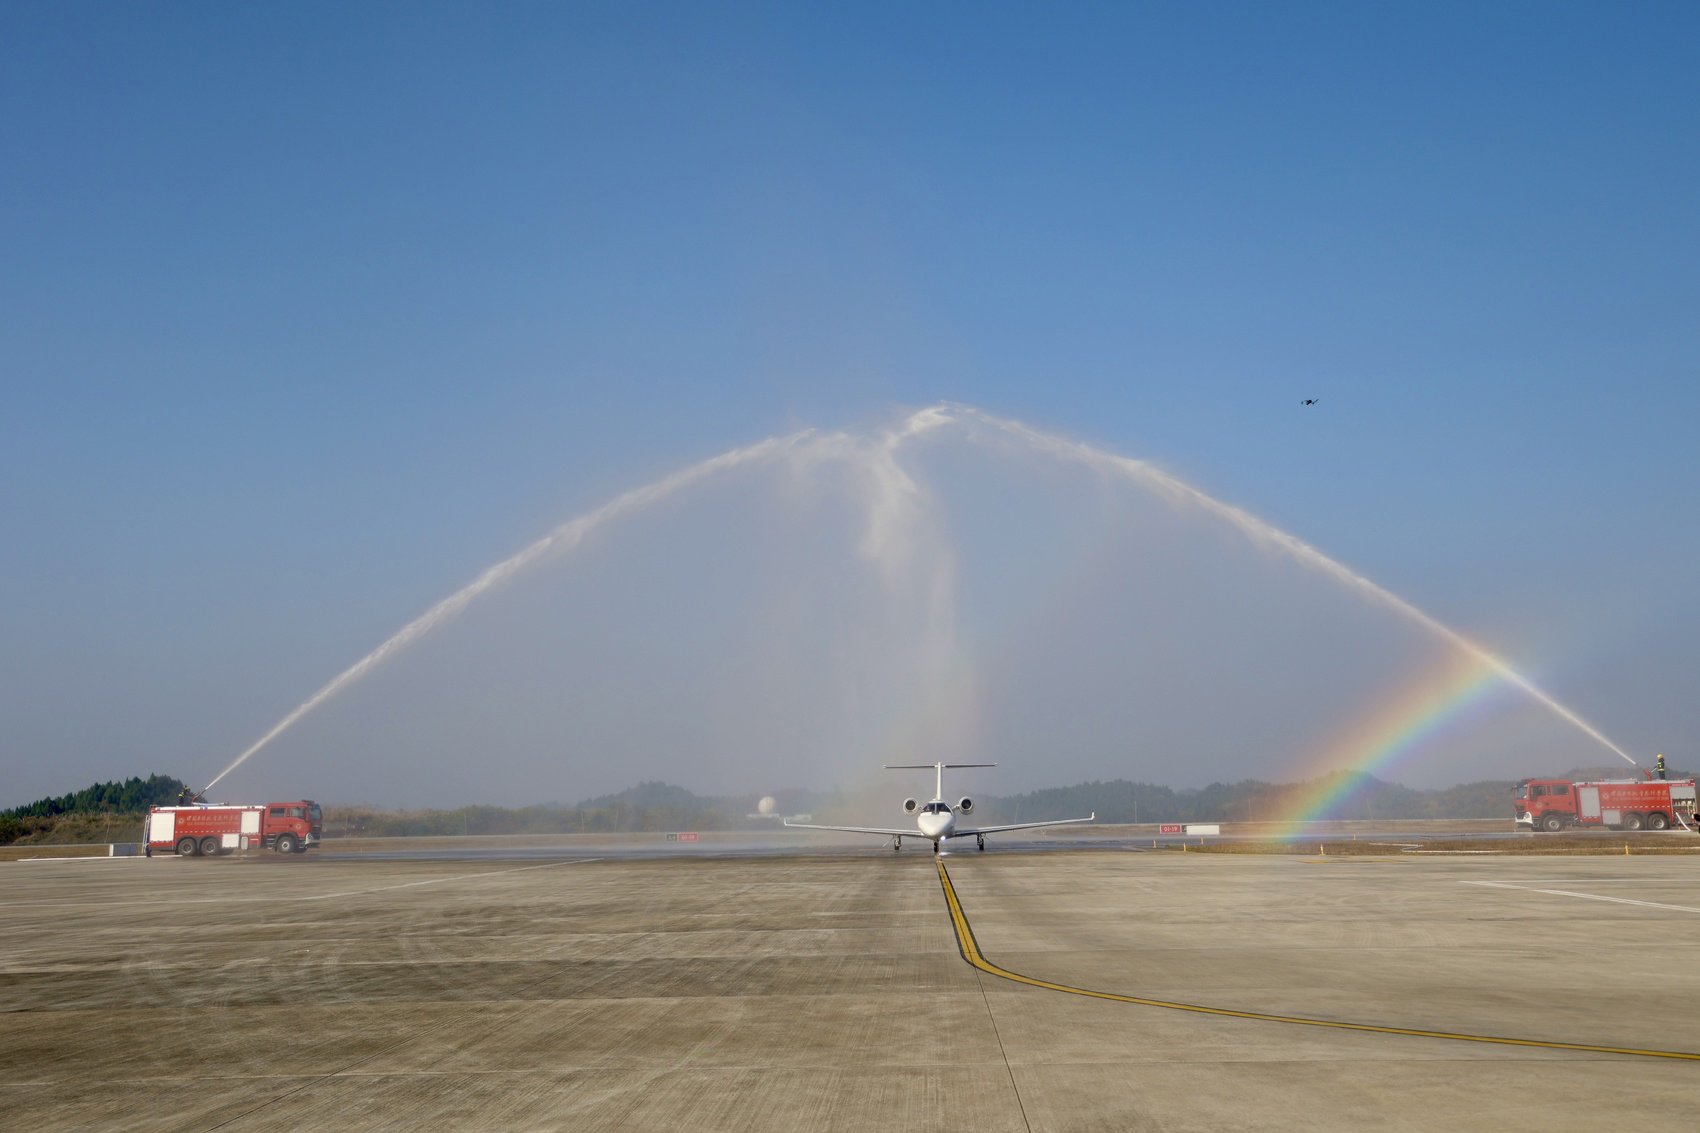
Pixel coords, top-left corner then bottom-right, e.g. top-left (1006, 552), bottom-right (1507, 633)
top-left (933, 857), bottom-right (1700, 1061)
top-left (4, 846), bottom-right (1697, 1130)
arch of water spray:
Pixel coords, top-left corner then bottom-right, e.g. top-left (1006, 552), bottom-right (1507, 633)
top-left (204, 404), bottom-right (1631, 792)
top-left (948, 405), bottom-right (1633, 766)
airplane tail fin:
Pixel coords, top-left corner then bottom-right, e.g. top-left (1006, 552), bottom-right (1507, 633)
top-left (885, 763), bottom-right (997, 799)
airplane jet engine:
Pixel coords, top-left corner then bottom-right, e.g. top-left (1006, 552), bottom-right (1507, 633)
top-left (903, 798), bottom-right (919, 814)
top-left (957, 797), bottom-right (974, 814)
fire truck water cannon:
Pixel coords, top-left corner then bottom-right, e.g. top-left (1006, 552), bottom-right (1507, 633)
top-left (1514, 777), bottom-right (1697, 832)
top-left (144, 799), bottom-right (323, 857)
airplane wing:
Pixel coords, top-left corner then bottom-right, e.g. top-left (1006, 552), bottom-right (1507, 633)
top-left (782, 820), bottom-right (917, 837)
top-left (953, 814), bottom-right (1095, 837)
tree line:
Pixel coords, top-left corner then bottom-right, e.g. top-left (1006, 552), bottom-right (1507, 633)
top-left (5, 774), bottom-right (189, 819)
top-left (981, 773), bottom-right (1518, 823)
top-left (1, 774), bottom-right (190, 845)
top-left (325, 773), bottom-right (1529, 834)
top-left (5, 766), bottom-right (1671, 845)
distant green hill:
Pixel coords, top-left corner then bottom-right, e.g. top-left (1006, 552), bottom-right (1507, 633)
top-left (5, 774), bottom-right (190, 819)
top-left (8, 765), bottom-right (1685, 845)
top-left (318, 772), bottom-right (1545, 838)
top-left (1, 774), bottom-right (190, 845)
top-left (980, 773), bottom-right (1516, 823)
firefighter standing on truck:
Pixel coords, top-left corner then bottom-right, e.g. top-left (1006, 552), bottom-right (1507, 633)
top-left (1656, 753), bottom-right (1667, 780)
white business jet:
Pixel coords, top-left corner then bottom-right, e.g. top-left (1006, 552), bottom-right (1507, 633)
top-left (784, 763), bottom-right (1094, 853)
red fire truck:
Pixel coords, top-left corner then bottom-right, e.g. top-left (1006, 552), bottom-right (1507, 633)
top-left (144, 801), bottom-right (323, 856)
top-left (1514, 778), bottom-right (1696, 832)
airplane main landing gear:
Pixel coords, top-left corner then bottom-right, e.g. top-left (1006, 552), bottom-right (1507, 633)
top-left (977, 835), bottom-right (985, 852)
top-left (892, 836), bottom-right (902, 852)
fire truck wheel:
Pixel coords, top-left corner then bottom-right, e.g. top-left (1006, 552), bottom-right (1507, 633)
top-left (176, 836), bottom-right (198, 856)
top-left (275, 834), bottom-right (298, 855)
top-left (1647, 812), bottom-right (1670, 831)
top-left (1623, 813), bottom-right (1644, 831)
top-left (1540, 815), bottom-right (1563, 832)
top-left (199, 836), bottom-right (221, 857)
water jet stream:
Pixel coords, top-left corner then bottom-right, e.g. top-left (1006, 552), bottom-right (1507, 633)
top-left (943, 404), bottom-right (1634, 766)
top-left (205, 430), bottom-right (815, 791)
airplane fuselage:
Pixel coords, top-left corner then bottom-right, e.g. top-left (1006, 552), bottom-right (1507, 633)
top-left (913, 799), bottom-right (956, 842)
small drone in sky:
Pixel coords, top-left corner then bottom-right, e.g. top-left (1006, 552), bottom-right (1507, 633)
top-left (1301, 398), bottom-right (1320, 406)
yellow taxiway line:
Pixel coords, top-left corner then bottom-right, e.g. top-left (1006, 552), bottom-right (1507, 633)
top-left (934, 858), bottom-right (1700, 1061)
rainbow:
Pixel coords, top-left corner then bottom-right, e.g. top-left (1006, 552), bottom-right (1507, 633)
top-left (1268, 652), bottom-right (1512, 834)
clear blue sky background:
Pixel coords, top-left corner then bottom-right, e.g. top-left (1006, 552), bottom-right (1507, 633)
top-left (3, 2), bottom-right (1696, 807)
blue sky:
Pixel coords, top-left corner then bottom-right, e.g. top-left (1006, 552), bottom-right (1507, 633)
top-left (3, 3), bottom-right (1697, 806)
